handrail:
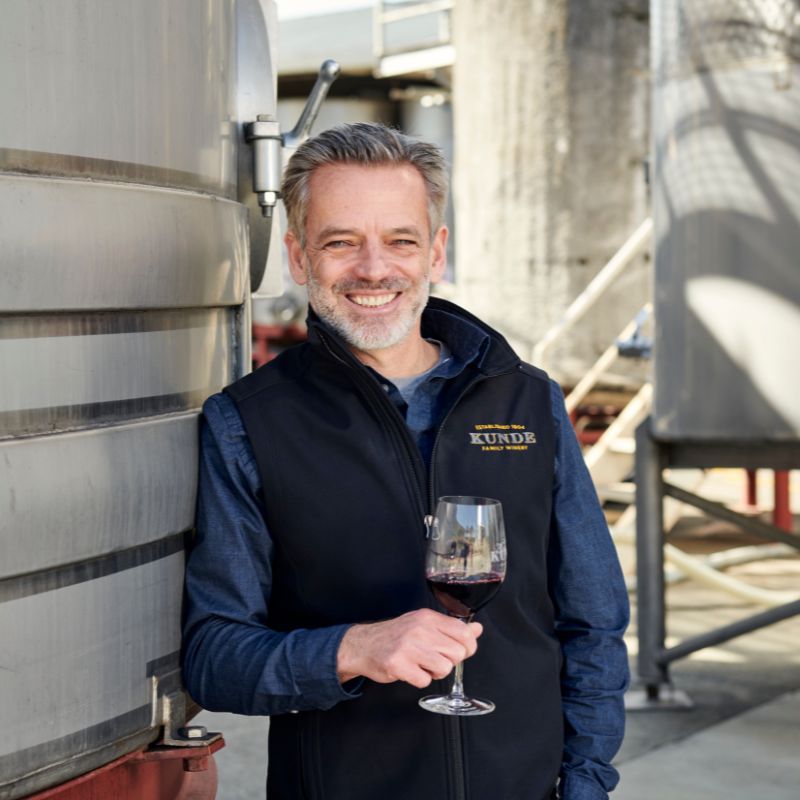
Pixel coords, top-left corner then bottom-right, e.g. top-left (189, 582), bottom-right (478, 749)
top-left (564, 303), bottom-right (652, 415)
top-left (379, 0), bottom-right (454, 25)
top-left (532, 217), bottom-right (653, 371)
top-left (373, 0), bottom-right (454, 72)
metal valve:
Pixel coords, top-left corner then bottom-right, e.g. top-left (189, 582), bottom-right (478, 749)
top-left (617, 306), bottom-right (653, 359)
top-left (245, 59), bottom-right (341, 217)
top-left (245, 115), bottom-right (282, 217)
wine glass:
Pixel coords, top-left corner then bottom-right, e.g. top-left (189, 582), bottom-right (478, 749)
top-left (419, 496), bottom-right (507, 716)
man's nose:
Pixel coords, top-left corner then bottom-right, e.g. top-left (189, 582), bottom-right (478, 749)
top-left (352, 239), bottom-right (391, 279)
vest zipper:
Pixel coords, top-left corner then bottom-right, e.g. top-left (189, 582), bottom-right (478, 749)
top-left (318, 331), bottom-right (517, 800)
top-left (427, 375), bottom-right (487, 800)
top-left (427, 366), bottom-right (517, 800)
top-left (447, 717), bottom-right (467, 800)
top-left (316, 331), bottom-right (428, 518)
top-left (319, 331), bottom-right (463, 799)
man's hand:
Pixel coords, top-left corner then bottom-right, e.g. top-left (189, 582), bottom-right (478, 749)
top-left (336, 609), bottom-right (483, 688)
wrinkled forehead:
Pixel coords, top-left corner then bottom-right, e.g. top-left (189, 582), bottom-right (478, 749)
top-left (304, 163), bottom-right (432, 237)
top-left (307, 161), bottom-right (427, 193)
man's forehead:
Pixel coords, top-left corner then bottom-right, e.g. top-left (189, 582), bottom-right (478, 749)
top-left (304, 163), bottom-right (430, 235)
top-left (307, 161), bottom-right (426, 190)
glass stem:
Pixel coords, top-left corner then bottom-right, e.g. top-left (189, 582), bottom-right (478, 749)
top-left (450, 660), bottom-right (465, 699)
top-left (449, 615), bottom-right (472, 699)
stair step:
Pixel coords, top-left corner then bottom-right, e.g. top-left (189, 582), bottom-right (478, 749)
top-left (608, 437), bottom-right (636, 455)
top-left (598, 483), bottom-right (636, 504)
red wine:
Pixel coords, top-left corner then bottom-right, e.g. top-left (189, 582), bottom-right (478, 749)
top-left (427, 572), bottom-right (504, 618)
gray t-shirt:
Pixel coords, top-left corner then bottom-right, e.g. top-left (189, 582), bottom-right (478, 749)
top-left (390, 340), bottom-right (451, 405)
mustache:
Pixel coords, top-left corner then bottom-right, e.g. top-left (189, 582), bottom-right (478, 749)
top-left (332, 278), bottom-right (411, 293)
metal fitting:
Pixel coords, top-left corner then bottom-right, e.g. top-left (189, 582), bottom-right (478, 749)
top-left (179, 726), bottom-right (209, 740)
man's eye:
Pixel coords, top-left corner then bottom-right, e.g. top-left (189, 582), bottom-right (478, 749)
top-left (392, 239), bottom-right (417, 246)
top-left (325, 240), bottom-right (353, 249)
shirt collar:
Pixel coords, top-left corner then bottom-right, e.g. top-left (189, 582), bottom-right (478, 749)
top-left (421, 305), bottom-right (490, 372)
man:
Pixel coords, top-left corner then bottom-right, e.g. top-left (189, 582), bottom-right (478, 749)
top-left (182, 122), bottom-right (629, 800)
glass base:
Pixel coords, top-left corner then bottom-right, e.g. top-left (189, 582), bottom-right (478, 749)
top-left (419, 693), bottom-right (495, 716)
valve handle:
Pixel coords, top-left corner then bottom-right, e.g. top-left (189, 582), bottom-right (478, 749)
top-left (283, 59), bottom-right (341, 150)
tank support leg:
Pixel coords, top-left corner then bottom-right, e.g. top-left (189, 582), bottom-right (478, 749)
top-left (626, 419), bottom-right (693, 711)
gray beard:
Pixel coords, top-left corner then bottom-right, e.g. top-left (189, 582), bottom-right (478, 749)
top-left (306, 273), bottom-right (431, 352)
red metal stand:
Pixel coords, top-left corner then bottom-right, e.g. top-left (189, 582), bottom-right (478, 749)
top-left (251, 323), bottom-right (306, 369)
top-left (743, 469), bottom-right (793, 533)
top-left (744, 469), bottom-right (758, 508)
top-left (773, 470), bottom-right (792, 532)
top-left (27, 739), bottom-right (224, 800)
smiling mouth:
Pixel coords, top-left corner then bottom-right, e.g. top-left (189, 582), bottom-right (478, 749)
top-left (347, 293), bottom-right (399, 308)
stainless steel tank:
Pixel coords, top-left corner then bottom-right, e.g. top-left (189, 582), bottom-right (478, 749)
top-left (651, 0), bottom-right (800, 440)
top-left (0, 1), bottom-right (277, 796)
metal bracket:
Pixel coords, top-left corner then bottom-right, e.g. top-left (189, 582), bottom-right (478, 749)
top-left (245, 59), bottom-right (340, 217)
top-left (616, 306), bottom-right (652, 359)
top-left (152, 682), bottom-right (222, 748)
top-left (134, 736), bottom-right (225, 775)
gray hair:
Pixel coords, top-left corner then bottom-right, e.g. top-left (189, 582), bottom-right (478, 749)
top-left (281, 122), bottom-right (449, 244)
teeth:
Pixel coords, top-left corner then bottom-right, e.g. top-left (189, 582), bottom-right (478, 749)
top-left (350, 293), bottom-right (397, 307)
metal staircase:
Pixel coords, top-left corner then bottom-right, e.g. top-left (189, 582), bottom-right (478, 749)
top-left (535, 220), bottom-right (798, 608)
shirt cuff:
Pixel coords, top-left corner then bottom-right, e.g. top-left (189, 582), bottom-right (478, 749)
top-left (559, 773), bottom-right (610, 800)
top-left (291, 623), bottom-right (363, 709)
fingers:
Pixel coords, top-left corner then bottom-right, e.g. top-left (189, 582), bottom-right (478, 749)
top-left (397, 664), bottom-right (436, 689)
top-left (336, 609), bottom-right (484, 687)
top-left (424, 612), bottom-right (482, 659)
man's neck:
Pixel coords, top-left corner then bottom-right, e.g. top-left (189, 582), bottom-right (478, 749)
top-left (349, 334), bottom-right (440, 380)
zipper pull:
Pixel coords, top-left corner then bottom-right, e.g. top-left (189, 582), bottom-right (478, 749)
top-left (424, 514), bottom-right (439, 540)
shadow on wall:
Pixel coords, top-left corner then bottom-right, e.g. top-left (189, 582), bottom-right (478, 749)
top-left (652, 63), bottom-right (800, 440)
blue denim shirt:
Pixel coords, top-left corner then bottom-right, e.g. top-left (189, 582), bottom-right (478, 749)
top-left (182, 315), bottom-right (629, 800)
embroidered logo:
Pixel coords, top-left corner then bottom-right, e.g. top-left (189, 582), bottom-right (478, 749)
top-left (468, 423), bottom-right (537, 452)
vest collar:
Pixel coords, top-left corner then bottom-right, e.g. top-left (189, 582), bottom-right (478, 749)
top-left (305, 297), bottom-right (520, 378)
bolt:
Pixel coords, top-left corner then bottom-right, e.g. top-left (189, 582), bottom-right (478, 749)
top-left (179, 725), bottom-right (208, 740)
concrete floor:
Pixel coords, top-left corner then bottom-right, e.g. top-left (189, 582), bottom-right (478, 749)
top-left (616, 559), bottom-right (800, 798)
top-left (194, 710), bottom-right (268, 800)
top-left (616, 690), bottom-right (800, 800)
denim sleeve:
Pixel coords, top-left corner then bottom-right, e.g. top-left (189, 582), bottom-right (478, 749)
top-left (547, 381), bottom-right (630, 800)
top-left (181, 392), bottom-right (361, 715)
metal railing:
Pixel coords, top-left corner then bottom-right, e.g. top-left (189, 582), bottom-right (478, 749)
top-left (532, 217), bottom-right (798, 614)
top-left (532, 217), bottom-right (653, 374)
top-left (373, 0), bottom-right (455, 77)
top-left (564, 304), bottom-right (651, 416)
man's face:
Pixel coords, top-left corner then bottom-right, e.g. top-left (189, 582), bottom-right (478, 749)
top-left (285, 163), bottom-right (447, 353)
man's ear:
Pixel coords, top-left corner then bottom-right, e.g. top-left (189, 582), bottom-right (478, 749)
top-left (285, 230), bottom-right (308, 286)
top-left (430, 225), bottom-right (448, 284)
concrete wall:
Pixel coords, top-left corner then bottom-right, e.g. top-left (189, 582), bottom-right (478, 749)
top-left (450, 0), bottom-right (650, 384)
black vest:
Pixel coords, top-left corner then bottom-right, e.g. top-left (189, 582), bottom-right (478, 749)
top-left (226, 299), bottom-right (563, 800)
